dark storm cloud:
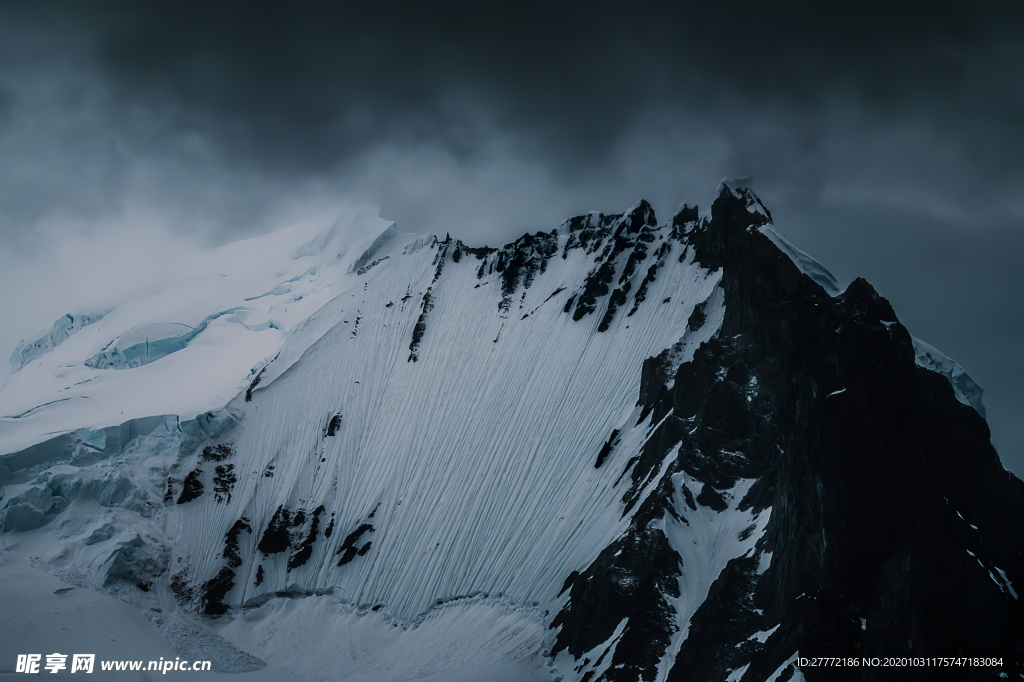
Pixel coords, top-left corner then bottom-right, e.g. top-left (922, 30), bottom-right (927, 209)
top-left (2, 1), bottom-right (1022, 236)
top-left (0, 2), bottom-right (1022, 471)
top-left (90, 2), bottom-right (1024, 190)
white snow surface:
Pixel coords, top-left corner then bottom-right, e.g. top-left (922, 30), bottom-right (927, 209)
top-left (749, 624), bottom-right (780, 644)
top-left (765, 652), bottom-right (802, 682)
top-left (0, 205), bottom-right (728, 679)
top-left (654, 476), bottom-right (772, 680)
top-left (991, 566), bottom-right (1019, 601)
top-left (0, 552), bottom-right (303, 680)
top-left (725, 663), bottom-right (751, 682)
top-left (911, 335), bottom-right (986, 417)
top-left (216, 594), bottom-right (554, 682)
top-left (8, 312), bottom-right (105, 374)
top-left (0, 206), bottom-right (394, 456)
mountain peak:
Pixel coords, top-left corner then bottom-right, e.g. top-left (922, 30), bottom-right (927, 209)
top-left (1, 182), bottom-right (1019, 681)
top-left (623, 198), bottom-right (658, 234)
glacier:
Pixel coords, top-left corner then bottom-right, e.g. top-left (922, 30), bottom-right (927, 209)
top-left (8, 312), bottom-right (105, 374)
top-left (1, 183), bottom-right (1021, 681)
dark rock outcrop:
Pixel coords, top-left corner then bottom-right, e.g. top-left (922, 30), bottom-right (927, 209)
top-left (176, 469), bottom-right (204, 504)
top-left (551, 183), bottom-right (1024, 681)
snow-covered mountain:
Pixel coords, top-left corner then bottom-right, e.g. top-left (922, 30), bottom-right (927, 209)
top-left (1, 182), bottom-right (1021, 681)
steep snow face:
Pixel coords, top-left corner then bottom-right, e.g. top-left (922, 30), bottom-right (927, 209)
top-left (165, 201), bottom-right (723, 621)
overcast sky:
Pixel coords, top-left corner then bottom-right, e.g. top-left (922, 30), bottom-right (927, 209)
top-left (1, 2), bottom-right (1022, 473)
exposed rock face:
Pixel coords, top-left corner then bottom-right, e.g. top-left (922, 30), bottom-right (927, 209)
top-left (551, 184), bottom-right (1024, 681)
